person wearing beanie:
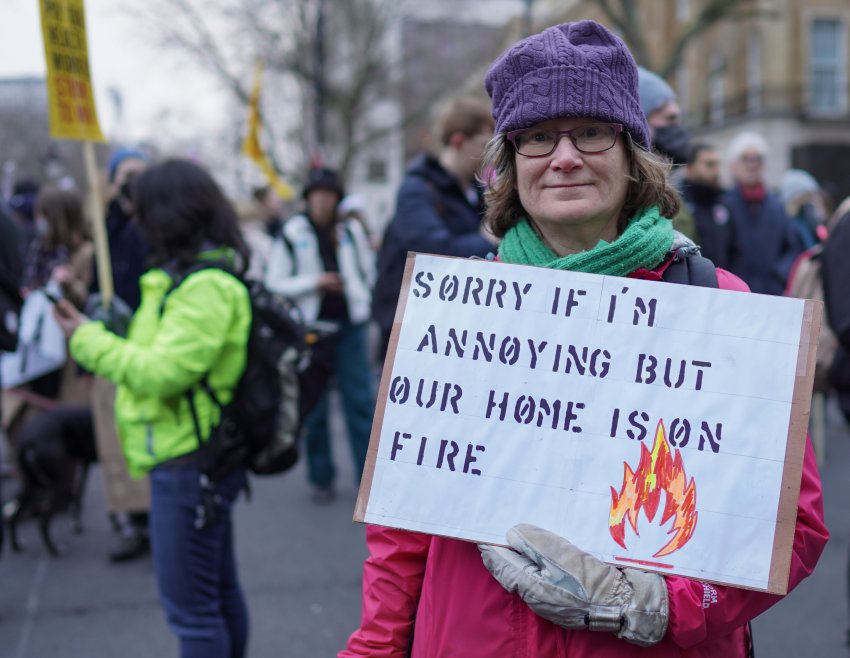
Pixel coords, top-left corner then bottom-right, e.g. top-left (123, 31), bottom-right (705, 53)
top-left (372, 95), bottom-right (497, 362)
top-left (636, 67), bottom-right (698, 240)
top-left (637, 67), bottom-right (691, 167)
top-left (340, 21), bottom-right (827, 658)
top-left (780, 168), bottom-right (825, 250)
top-left (265, 166), bottom-right (375, 503)
top-left (722, 132), bottom-right (803, 295)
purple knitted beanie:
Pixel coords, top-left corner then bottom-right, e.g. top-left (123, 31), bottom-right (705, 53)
top-left (485, 21), bottom-right (650, 149)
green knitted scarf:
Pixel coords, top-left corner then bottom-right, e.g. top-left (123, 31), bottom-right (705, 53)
top-left (497, 206), bottom-right (673, 276)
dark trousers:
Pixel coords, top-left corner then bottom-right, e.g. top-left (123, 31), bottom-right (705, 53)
top-left (302, 321), bottom-right (374, 487)
top-left (149, 463), bottom-right (248, 658)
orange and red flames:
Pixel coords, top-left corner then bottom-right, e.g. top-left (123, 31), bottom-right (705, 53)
top-left (609, 420), bottom-right (698, 558)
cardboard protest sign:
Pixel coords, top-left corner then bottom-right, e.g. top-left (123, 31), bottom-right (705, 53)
top-left (40, 0), bottom-right (105, 142)
top-left (356, 254), bottom-right (821, 595)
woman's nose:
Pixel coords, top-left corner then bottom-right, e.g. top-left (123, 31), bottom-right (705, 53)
top-left (549, 136), bottom-right (583, 170)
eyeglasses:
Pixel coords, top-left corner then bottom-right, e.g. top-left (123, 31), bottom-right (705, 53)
top-left (507, 123), bottom-right (624, 157)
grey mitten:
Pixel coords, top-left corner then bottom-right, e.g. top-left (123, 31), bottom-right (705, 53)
top-left (479, 524), bottom-right (668, 646)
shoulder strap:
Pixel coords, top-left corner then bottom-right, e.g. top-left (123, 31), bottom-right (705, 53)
top-left (662, 254), bottom-right (719, 289)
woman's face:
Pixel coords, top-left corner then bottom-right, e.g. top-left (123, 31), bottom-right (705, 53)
top-left (514, 117), bottom-right (630, 248)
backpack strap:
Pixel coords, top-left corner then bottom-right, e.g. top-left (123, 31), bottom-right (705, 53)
top-left (662, 254), bottom-right (719, 289)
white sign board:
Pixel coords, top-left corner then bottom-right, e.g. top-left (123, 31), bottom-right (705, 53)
top-left (356, 254), bottom-right (820, 595)
top-left (1, 288), bottom-right (67, 389)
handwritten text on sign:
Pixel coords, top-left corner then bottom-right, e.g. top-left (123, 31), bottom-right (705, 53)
top-left (40, 0), bottom-right (104, 142)
top-left (357, 255), bottom-right (817, 594)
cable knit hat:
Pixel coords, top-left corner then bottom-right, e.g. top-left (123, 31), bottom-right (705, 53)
top-left (485, 20), bottom-right (650, 148)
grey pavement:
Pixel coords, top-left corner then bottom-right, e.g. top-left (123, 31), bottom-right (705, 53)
top-left (1, 395), bottom-right (849, 657)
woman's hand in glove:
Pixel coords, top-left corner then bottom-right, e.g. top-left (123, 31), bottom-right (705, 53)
top-left (479, 524), bottom-right (669, 647)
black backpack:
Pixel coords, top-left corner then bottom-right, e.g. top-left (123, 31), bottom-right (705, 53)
top-left (162, 262), bottom-right (317, 485)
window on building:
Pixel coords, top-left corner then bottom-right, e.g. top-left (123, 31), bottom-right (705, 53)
top-left (676, 0), bottom-right (689, 22)
top-left (709, 52), bottom-right (725, 125)
top-left (808, 17), bottom-right (847, 114)
top-left (367, 158), bottom-right (387, 182)
top-left (747, 29), bottom-right (762, 114)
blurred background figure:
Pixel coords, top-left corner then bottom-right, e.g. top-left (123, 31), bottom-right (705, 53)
top-left (8, 179), bottom-right (41, 261)
top-left (90, 147), bottom-right (153, 564)
top-left (637, 66), bottom-right (691, 166)
top-left (253, 185), bottom-right (286, 239)
top-left (265, 167), bottom-right (375, 503)
top-left (92, 147), bottom-right (150, 311)
top-left (338, 194), bottom-right (377, 250)
top-left (372, 96), bottom-right (497, 362)
top-left (722, 131), bottom-right (802, 295)
top-left (681, 142), bottom-right (734, 269)
top-left (780, 168), bottom-right (827, 251)
top-left (22, 187), bottom-right (93, 313)
top-left (637, 67), bottom-right (696, 240)
top-left (0, 197), bottom-right (23, 547)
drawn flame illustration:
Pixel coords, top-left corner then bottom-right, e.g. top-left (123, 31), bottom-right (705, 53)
top-left (609, 420), bottom-right (698, 558)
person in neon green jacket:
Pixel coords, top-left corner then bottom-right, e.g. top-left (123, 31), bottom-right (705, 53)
top-left (54, 159), bottom-right (252, 658)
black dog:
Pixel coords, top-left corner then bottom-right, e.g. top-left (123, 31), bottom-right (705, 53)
top-left (7, 407), bottom-right (97, 556)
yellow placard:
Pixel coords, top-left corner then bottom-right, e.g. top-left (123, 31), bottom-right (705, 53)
top-left (39, 0), bottom-right (105, 142)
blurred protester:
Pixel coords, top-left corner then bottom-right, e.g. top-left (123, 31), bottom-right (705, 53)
top-left (0, 202), bottom-right (23, 544)
top-left (637, 67), bottom-right (696, 239)
top-left (89, 147), bottom-right (153, 563)
top-left (372, 97), bottom-right (497, 361)
top-left (252, 185), bottom-right (286, 238)
top-left (822, 197), bottom-right (850, 425)
top-left (54, 159), bottom-right (252, 658)
top-left (722, 132), bottom-right (802, 295)
top-left (341, 20), bottom-right (828, 658)
top-left (91, 147), bottom-right (151, 310)
top-left (265, 167), bottom-right (375, 503)
top-left (8, 179), bottom-right (40, 260)
top-left (22, 186), bottom-right (93, 313)
top-left (637, 67), bottom-right (690, 166)
top-left (238, 186), bottom-right (291, 281)
top-left (821, 197), bottom-right (850, 648)
top-left (780, 168), bottom-right (826, 251)
top-left (681, 143), bottom-right (734, 269)
top-left (339, 194), bottom-right (377, 249)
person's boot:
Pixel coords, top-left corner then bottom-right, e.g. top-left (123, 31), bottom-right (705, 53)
top-left (108, 526), bottom-right (149, 563)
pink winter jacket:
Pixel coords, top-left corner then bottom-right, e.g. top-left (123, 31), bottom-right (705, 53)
top-left (340, 268), bottom-right (829, 658)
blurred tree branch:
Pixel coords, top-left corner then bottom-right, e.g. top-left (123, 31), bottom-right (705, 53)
top-left (588, 0), bottom-right (771, 78)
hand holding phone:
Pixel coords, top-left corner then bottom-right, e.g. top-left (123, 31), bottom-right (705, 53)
top-left (41, 288), bottom-right (62, 305)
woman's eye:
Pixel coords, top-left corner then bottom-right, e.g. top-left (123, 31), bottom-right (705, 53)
top-left (527, 131), bottom-right (551, 143)
top-left (580, 126), bottom-right (601, 139)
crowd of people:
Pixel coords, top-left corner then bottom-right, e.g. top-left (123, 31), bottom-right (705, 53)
top-left (0, 16), bottom-right (847, 658)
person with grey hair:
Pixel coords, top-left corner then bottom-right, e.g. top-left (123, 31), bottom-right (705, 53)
top-left (340, 20), bottom-right (827, 658)
top-left (780, 168), bottom-right (825, 250)
top-left (722, 131), bottom-right (803, 295)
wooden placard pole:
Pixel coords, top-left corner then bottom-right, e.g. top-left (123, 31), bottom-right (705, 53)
top-left (82, 141), bottom-right (113, 309)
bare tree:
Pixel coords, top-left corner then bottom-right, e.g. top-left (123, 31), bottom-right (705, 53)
top-left (587, 0), bottom-right (768, 77)
top-left (124, 0), bottom-right (478, 181)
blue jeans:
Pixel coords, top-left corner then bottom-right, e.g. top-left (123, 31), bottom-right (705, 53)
top-left (149, 463), bottom-right (248, 658)
top-left (303, 321), bottom-right (374, 487)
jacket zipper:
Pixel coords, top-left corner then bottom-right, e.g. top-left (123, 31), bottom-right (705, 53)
top-left (145, 423), bottom-right (155, 456)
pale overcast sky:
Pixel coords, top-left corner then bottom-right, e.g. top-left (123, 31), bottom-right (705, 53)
top-left (0, 0), bottom-right (231, 144)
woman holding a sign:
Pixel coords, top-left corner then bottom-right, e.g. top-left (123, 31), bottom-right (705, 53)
top-left (341, 20), bottom-right (828, 658)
